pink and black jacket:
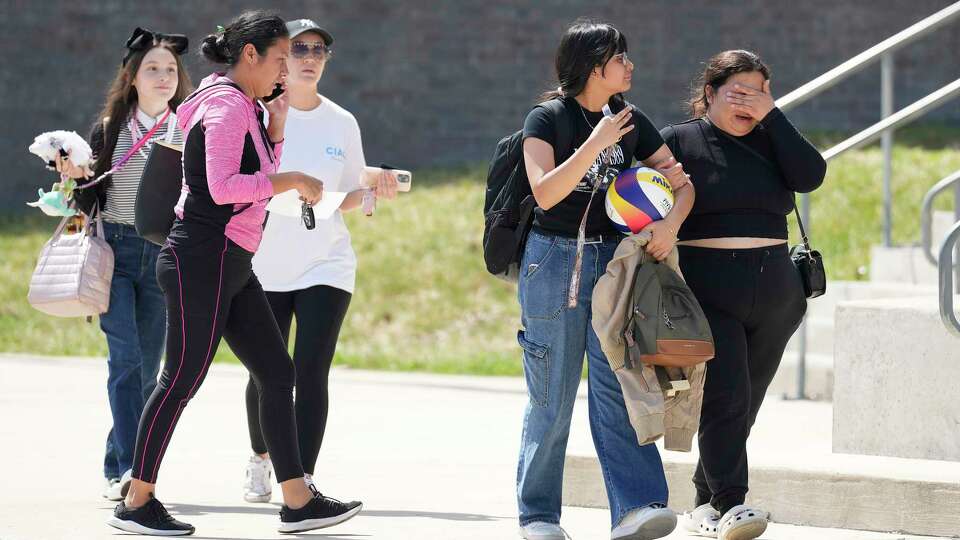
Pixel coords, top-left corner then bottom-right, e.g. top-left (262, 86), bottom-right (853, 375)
top-left (170, 73), bottom-right (282, 253)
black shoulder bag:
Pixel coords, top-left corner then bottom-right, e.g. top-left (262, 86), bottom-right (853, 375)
top-left (699, 117), bottom-right (826, 298)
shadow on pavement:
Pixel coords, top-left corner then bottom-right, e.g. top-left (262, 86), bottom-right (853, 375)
top-left (164, 502), bottom-right (283, 516)
top-left (362, 509), bottom-right (510, 522)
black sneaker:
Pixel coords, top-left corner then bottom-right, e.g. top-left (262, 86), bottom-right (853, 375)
top-left (107, 494), bottom-right (195, 536)
top-left (278, 485), bottom-right (363, 534)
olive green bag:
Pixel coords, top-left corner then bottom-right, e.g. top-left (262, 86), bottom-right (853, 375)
top-left (622, 255), bottom-right (715, 370)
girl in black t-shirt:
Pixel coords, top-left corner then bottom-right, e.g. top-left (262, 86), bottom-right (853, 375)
top-left (515, 20), bottom-right (694, 540)
top-left (667, 50), bottom-right (826, 540)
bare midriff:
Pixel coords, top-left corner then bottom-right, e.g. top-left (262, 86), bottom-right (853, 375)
top-left (677, 237), bottom-right (787, 249)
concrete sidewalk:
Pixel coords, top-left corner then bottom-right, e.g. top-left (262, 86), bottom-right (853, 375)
top-left (0, 354), bottom-right (946, 540)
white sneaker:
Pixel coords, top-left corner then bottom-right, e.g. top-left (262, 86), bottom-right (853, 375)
top-left (104, 469), bottom-right (132, 502)
top-left (611, 504), bottom-right (677, 540)
top-left (243, 455), bottom-right (273, 503)
top-left (519, 521), bottom-right (568, 540)
top-left (102, 477), bottom-right (119, 500)
top-left (680, 503), bottom-right (721, 537)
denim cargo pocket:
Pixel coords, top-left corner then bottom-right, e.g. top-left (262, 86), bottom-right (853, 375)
top-left (518, 330), bottom-right (549, 407)
top-left (518, 233), bottom-right (566, 320)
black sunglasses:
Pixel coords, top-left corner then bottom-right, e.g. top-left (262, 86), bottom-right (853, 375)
top-left (291, 41), bottom-right (332, 59)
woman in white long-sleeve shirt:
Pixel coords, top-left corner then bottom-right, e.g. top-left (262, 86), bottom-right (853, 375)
top-left (242, 18), bottom-right (399, 503)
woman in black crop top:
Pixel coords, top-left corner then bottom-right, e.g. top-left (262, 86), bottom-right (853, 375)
top-left (515, 21), bottom-right (695, 540)
top-left (665, 50), bottom-right (826, 540)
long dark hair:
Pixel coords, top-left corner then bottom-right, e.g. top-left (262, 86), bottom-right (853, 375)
top-left (92, 40), bottom-right (193, 179)
top-left (540, 20), bottom-right (627, 104)
top-left (687, 49), bottom-right (770, 118)
top-left (200, 10), bottom-right (288, 65)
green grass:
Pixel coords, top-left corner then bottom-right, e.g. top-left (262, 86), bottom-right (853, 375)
top-left (2, 138), bottom-right (958, 374)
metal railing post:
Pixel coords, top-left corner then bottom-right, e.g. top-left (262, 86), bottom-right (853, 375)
top-left (881, 52), bottom-right (895, 247)
top-left (955, 180), bottom-right (960, 286)
top-left (920, 170), bottom-right (960, 266)
top-left (939, 221), bottom-right (960, 337)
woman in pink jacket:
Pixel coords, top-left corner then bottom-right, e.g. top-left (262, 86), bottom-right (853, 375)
top-left (107, 11), bottom-right (361, 536)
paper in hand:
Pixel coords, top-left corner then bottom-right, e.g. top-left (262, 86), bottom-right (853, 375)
top-left (266, 188), bottom-right (348, 220)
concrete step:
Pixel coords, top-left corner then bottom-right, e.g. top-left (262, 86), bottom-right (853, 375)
top-left (784, 281), bottom-right (938, 359)
top-left (562, 396), bottom-right (960, 537)
top-left (564, 455), bottom-right (960, 537)
top-left (785, 315), bottom-right (835, 356)
top-left (868, 210), bottom-right (957, 286)
top-left (804, 281), bottom-right (939, 321)
top-left (768, 351), bottom-right (833, 400)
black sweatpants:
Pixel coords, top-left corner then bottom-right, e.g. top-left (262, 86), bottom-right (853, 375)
top-left (245, 284), bottom-right (352, 475)
top-left (132, 237), bottom-right (303, 484)
top-left (678, 244), bottom-right (807, 515)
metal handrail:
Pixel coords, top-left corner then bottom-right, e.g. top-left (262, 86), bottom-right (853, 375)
top-left (778, 2), bottom-right (960, 112)
top-left (921, 170), bottom-right (960, 266)
top-left (939, 221), bottom-right (960, 337)
top-left (820, 78), bottom-right (960, 161)
top-left (775, 2), bottom-right (960, 397)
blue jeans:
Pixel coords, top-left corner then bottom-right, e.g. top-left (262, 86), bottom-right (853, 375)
top-left (100, 222), bottom-right (166, 480)
top-left (516, 230), bottom-right (668, 528)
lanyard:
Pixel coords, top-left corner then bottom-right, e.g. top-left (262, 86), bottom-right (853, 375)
top-left (76, 108), bottom-right (173, 191)
top-left (128, 109), bottom-right (175, 160)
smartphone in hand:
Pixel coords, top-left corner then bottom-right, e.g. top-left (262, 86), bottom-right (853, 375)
top-left (264, 83), bottom-right (285, 103)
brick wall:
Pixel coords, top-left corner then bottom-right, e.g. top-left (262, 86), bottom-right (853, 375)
top-left (3, 0), bottom-right (958, 211)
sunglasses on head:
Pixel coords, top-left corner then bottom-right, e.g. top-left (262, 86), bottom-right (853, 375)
top-left (291, 41), bottom-right (332, 59)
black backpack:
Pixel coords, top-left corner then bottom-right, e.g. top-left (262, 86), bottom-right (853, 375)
top-left (482, 99), bottom-right (574, 281)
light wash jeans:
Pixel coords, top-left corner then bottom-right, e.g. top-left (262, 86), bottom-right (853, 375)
top-left (516, 229), bottom-right (668, 528)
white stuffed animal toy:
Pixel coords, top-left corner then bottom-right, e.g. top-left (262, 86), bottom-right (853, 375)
top-left (28, 130), bottom-right (94, 171)
top-left (27, 130), bottom-right (95, 216)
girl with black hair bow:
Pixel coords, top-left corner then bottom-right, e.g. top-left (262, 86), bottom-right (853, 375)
top-left (57, 25), bottom-right (192, 503)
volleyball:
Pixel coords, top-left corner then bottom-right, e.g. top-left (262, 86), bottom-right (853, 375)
top-left (605, 167), bottom-right (674, 234)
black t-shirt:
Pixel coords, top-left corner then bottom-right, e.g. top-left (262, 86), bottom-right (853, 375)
top-left (522, 97), bottom-right (664, 237)
top-left (660, 107), bottom-right (827, 241)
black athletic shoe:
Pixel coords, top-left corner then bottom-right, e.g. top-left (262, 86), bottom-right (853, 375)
top-left (278, 485), bottom-right (363, 534)
top-left (107, 494), bottom-right (195, 536)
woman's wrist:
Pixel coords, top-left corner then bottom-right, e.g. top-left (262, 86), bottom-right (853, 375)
top-left (661, 218), bottom-right (681, 238)
top-left (759, 106), bottom-right (782, 127)
top-left (267, 120), bottom-right (286, 143)
top-left (582, 137), bottom-right (605, 157)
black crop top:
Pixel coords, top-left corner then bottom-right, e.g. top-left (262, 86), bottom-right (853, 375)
top-left (661, 107), bottom-right (826, 241)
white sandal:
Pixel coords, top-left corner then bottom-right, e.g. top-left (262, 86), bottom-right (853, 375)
top-left (717, 505), bottom-right (768, 540)
top-left (680, 503), bottom-right (720, 537)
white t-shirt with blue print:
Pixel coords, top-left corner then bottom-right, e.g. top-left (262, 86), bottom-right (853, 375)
top-left (252, 95), bottom-right (366, 293)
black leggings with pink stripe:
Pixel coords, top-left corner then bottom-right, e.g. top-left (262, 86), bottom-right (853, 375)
top-left (131, 237), bottom-right (303, 484)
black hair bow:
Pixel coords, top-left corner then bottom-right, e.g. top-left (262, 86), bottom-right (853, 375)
top-left (123, 27), bottom-right (189, 65)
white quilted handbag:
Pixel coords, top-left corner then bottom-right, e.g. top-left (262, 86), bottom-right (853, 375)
top-left (27, 204), bottom-right (114, 317)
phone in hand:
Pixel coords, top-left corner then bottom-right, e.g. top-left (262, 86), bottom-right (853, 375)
top-left (394, 170), bottom-right (413, 192)
top-left (264, 83), bottom-right (285, 103)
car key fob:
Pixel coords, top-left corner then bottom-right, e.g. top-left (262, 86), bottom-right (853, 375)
top-left (301, 201), bottom-right (315, 230)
